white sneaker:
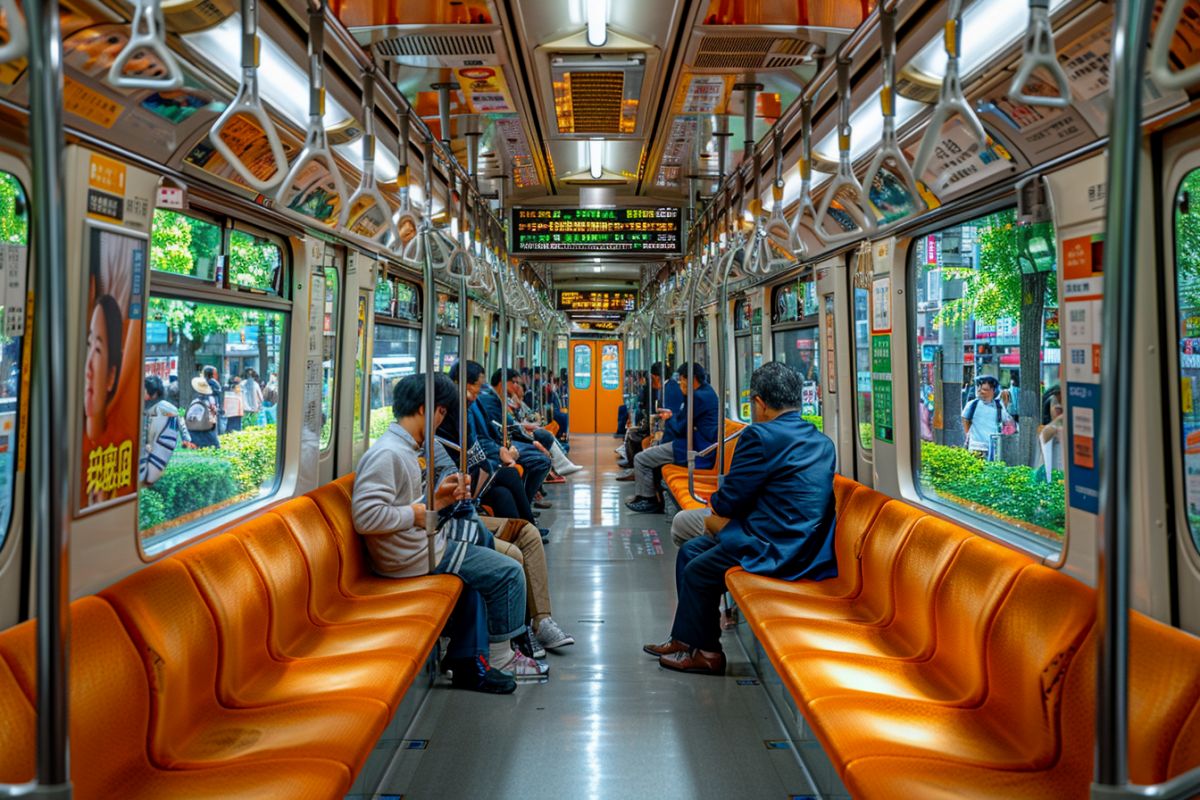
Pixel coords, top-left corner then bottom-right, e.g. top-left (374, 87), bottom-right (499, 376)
top-left (507, 649), bottom-right (550, 681)
top-left (556, 461), bottom-right (582, 476)
top-left (535, 617), bottom-right (576, 650)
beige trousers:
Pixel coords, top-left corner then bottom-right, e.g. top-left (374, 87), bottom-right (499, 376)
top-left (480, 516), bottom-right (552, 623)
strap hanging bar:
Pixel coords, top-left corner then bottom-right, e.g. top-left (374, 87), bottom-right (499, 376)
top-left (209, 0), bottom-right (288, 193)
top-left (345, 68), bottom-right (402, 249)
top-left (788, 99), bottom-right (817, 260)
top-left (912, 0), bottom-right (987, 180)
top-left (420, 138), bottom-right (439, 576)
top-left (861, 4), bottom-right (926, 227)
top-left (0, 0), bottom-right (27, 64)
top-left (746, 127), bottom-right (796, 276)
top-left (440, 171), bottom-right (472, 280)
top-left (107, 0), bottom-right (184, 90)
top-left (1009, 0), bottom-right (1071, 107)
top-left (813, 57), bottom-right (876, 244)
top-left (1150, 0), bottom-right (1200, 92)
top-left (274, 2), bottom-right (349, 229)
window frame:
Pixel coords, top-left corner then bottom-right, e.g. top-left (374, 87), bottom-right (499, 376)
top-left (903, 206), bottom-right (1065, 562)
top-left (319, 260), bottom-right (341, 453)
top-left (138, 210), bottom-right (292, 560)
top-left (0, 166), bottom-right (30, 566)
top-left (1168, 161), bottom-right (1200, 569)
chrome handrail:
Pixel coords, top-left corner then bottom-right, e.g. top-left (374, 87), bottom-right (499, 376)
top-left (813, 58), bottom-right (876, 245)
top-left (345, 69), bottom-right (401, 249)
top-left (1149, 0), bottom-right (1200, 92)
top-left (107, 0), bottom-right (183, 91)
top-left (861, 4), bottom-right (925, 227)
top-left (0, 0), bottom-right (27, 64)
top-left (1009, 0), bottom-right (1071, 108)
top-left (274, 3), bottom-right (348, 229)
top-left (208, 0), bottom-right (288, 193)
top-left (912, 0), bottom-right (987, 180)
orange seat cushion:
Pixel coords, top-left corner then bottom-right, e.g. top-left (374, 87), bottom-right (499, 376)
top-left (99, 559), bottom-right (390, 774)
top-left (0, 597), bottom-right (351, 799)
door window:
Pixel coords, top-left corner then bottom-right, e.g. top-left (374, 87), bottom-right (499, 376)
top-left (1172, 167), bottom-right (1200, 556)
top-left (0, 172), bottom-right (28, 552)
top-left (573, 344), bottom-right (591, 390)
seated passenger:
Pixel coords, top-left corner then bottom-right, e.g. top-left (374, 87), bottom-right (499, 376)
top-left (504, 372), bottom-right (581, 477)
top-left (546, 377), bottom-right (569, 441)
top-left (617, 362), bottom-right (664, 478)
top-left (644, 363), bottom-right (838, 675)
top-left (625, 363), bottom-right (719, 514)
top-left (351, 373), bottom-right (545, 689)
top-left (476, 368), bottom-right (552, 505)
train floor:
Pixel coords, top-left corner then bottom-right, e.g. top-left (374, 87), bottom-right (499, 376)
top-left (373, 434), bottom-right (814, 799)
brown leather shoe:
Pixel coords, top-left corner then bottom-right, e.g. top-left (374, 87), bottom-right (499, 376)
top-left (642, 638), bottom-right (689, 657)
top-left (659, 648), bottom-right (726, 675)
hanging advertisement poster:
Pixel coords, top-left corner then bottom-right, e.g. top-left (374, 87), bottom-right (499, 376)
top-left (871, 334), bottom-right (894, 443)
top-left (78, 224), bottom-right (148, 513)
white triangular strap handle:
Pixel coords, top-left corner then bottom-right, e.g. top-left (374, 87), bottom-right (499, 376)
top-left (107, 0), bottom-right (184, 91)
top-left (1009, 0), bottom-right (1071, 108)
top-left (346, 72), bottom-right (401, 248)
top-left (208, 0), bottom-right (287, 193)
top-left (0, 0), bottom-right (27, 65)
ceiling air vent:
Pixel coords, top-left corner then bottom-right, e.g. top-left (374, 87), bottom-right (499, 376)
top-left (549, 53), bottom-right (645, 136)
top-left (685, 25), bottom-right (839, 74)
top-left (351, 24), bottom-right (507, 68)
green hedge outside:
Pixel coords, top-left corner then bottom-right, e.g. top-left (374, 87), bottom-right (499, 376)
top-left (803, 414), bottom-right (824, 432)
top-left (919, 441), bottom-right (1065, 537)
top-left (369, 406), bottom-right (392, 441)
top-left (139, 425), bottom-right (280, 536)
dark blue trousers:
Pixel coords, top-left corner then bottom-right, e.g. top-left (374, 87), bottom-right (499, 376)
top-left (669, 536), bottom-right (740, 652)
top-left (616, 404), bottom-right (629, 434)
top-left (444, 587), bottom-right (488, 659)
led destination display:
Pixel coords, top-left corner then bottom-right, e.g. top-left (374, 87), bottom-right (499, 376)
top-left (512, 207), bottom-right (682, 254)
top-left (557, 291), bottom-right (637, 313)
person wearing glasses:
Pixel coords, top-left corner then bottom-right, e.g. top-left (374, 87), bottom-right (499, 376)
top-left (625, 363), bottom-right (719, 514)
top-left (962, 374), bottom-right (1013, 459)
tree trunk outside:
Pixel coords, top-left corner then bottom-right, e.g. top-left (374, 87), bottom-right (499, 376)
top-left (1017, 271), bottom-right (1049, 467)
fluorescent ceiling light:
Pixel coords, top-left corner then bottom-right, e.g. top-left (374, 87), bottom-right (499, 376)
top-left (908, 0), bottom-right (1072, 81)
top-left (183, 14), bottom-right (351, 131)
top-left (589, 139), bottom-right (604, 179)
top-left (587, 0), bottom-right (607, 47)
top-left (814, 88), bottom-right (924, 163)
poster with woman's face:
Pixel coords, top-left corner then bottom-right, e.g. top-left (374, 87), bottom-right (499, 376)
top-left (78, 225), bottom-right (147, 512)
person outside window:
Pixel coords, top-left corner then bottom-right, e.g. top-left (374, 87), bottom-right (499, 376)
top-left (962, 374), bottom-right (1013, 459)
top-left (223, 375), bottom-right (245, 432)
top-left (242, 368), bottom-right (264, 427)
top-left (185, 376), bottom-right (220, 449)
top-left (141, 375), bottom-right (190, 484)
top-left (644, 362), bottom-right (838, 675)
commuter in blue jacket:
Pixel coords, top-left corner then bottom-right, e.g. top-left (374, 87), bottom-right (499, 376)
top-left (626, 362), bottom-right (719, 513)
top-left (643, 362), bottom-right (838, 675)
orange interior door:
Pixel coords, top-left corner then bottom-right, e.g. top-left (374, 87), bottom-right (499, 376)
top-left (569, 340), bottom-right (598, 433)
top-left (595, 340), bottom-right (624, 435)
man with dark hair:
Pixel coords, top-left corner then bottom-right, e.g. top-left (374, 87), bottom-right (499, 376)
top-left (478, 367), bottom-right (553, 504)
top-left (644, 362), bottom-right (838, 675)
top-left (616, 362), bottom-right (664, 477)
top-left (625, 362), bottom-right (719, 513)
top-left (962, 374), bottom-right (1012, 459)
top-left (352, 374), bottom-right (545, 691)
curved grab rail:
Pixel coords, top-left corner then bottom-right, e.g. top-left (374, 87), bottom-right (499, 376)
top-left (813, 59), bottom-right (876, 245)
top-left (345, 70), bottom-right (401, 248)
top-left (274, 4), bottom-right (349, 229)
top-left (107, 0), bottom-right (183, 90)
top-left (1150, 0), bottom-right (1200, 92)
top-left (1009, 0), bottom-right (1071, 108)
top-left (912, 0), bottom-right (987, 180)
top-left (208, 0), bottom-right (288, 193)
top-left (0, 0), bottom-right (26, 64)
top-left (861, 5), bottom-right (926, 227)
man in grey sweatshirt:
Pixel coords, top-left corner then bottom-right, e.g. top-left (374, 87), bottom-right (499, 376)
top-left (352, 373), bottom-right (546, 688)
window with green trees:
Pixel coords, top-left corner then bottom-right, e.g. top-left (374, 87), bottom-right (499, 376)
top-left (141, 210), bottom-right (288, 553)
top-left (912, 208), bottom-right (1064, 545)
top-left (0, 172), bottom-right (28, 553)
top-left (1173, 167), bottom-right (1200, 557)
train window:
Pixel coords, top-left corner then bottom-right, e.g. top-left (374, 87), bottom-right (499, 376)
top-left (733, 298), bottom-right (762, 421)
top-left (353, 295), bottom-right (367, 444)
top-left (1173, 168), bottom-right (1200, 556)
top-left (911, 209), bottom-right (1064, 544)
top-left (854, 285), bottom-right (873, 451)
top-left (374, 274), bottom-right (393, 315)
top-left (228, 229), bottom-right (283, 294)
top-left (148, 209), bottom-right (220, 282)
top-left (0, 171), bottom-right (28, 551)
top-left (370, 322), bottom-right (420, 439)
top-left (319, 267), bottom-right (339, 450)
top-left (573, 344), bottom-right (591, 390)
top-left (139, 298), bottom-right (286, 546)
top-left (694, 316), bottom-right (708, 368)
top-left (436, 293), bottom-right (459, 373)
top-left (774, 328), bottom-right (822, 429)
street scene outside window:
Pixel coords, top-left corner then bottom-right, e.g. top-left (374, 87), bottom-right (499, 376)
top-left (913, 209), bottom-right (1064, 543)
top-left (0, 172), bottom-right (28, 553)
top-left (1173, 167), bottom-right (1200, 558)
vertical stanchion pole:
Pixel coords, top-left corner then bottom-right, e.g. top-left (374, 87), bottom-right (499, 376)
top-left (1094, 0), bottom-right (1154, 792)
top-left (421, 138), bottom-right (439, 575)
top-left (27, 0), bottom-right (71, 791)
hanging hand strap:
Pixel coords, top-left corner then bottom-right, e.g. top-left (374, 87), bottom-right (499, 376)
top-left (108, 0), bottom-right (184, 90)
top-left (912, 0), bottom-right (988, 179)
top-left (346, 69), bottom-right (402, 247)
top-left (814, 58), bottom-right (876, 244)
top-left (208, 0), bottom-right (288, 193)
top-left (1009, 0), bottom-right (1071, 107)
top-left (1150, 0), bottom-right (1200, 92)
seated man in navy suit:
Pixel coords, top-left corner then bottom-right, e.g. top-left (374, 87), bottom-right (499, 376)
top-left (625, 363), bottom-right (719, 514)
top-left (643, 362), bottom-right (838, 675)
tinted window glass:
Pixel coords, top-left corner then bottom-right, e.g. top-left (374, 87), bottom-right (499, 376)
top-left (774, 327), bottom-right (822, 430)
top-left (1173, 167), bottom-right (1200, 556)
top-left (229, 229), bottom-right (283, 293)
top-left (0, 172), bottom-right (28, 550)
top-left (149, 209), bottom-right (220, 282)
top-left (320, 267), bottom-right (338, 449)
top-left (370, 323), bottom-right (420, 439)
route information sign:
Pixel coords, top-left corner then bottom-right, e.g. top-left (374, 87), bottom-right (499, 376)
top-left (512, 207), bottom-right (682, 254)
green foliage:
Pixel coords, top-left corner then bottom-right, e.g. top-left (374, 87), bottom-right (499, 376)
top-left (369, 406), bottom-right (393, 441)
top-left (229, 229), bottom-right (280, 291)
top-left (858, 422), bottom-right (873, 451)
top-left (0, 173), bottom-right (28, 245)
top-left (920, 441), bottom-right (1065, 536)
top-left (215, 425), bottom-right (279, 492)
top-left (1175, 169), bottom-right (1200, 312)
top-left (802, 414), bottom-right (824, 432)
top-left (137, 487), bottom-right (168, 531)
top-left (142, 452), bottom-right (239, 525)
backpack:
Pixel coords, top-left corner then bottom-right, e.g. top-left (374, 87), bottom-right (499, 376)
top-left (963, 398), bottom-right (1003, 428)
top-left (140, 403), bottom-right (180, 484)
top-left (185, 397), bottom-right (217, 432)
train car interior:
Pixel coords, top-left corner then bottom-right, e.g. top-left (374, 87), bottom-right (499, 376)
top-left (0, 0), bottom-right (1199, 797)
